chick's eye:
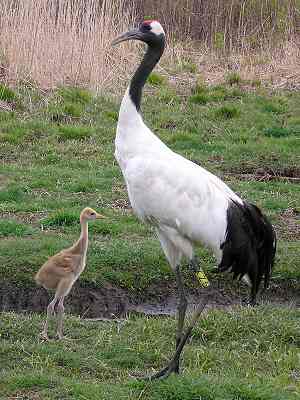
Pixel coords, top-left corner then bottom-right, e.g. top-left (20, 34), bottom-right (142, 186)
top-left (91, 212), bottom-right (95, 216)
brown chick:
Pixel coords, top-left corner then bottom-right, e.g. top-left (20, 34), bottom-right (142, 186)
top-left (35, 207), bottom-right (105, 340)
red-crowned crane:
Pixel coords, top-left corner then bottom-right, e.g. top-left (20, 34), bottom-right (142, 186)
top-left (112, 20), bottom-right (276, 380)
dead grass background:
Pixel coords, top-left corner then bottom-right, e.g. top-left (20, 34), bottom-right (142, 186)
top-left (0, 0), bottom-right (298, 91)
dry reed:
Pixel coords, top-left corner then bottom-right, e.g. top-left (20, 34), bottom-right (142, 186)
top-left (0, 0), bottom-right (298, 91)
top-left (0, 0), bottom-right (137, 90)
top-left (136, 0), bottom-right (299, 50)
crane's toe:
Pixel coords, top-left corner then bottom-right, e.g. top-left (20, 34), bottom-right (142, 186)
top-left (56, 333), bottom-right (64, 340)
top-left (145, 358), bottom-right (180, 381)
top-left (40, 331), bottom-right (50, 341)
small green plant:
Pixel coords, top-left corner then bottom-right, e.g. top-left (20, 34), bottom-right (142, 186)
top-left (147, 72), bottom-right (165, 86)
top-left (57, 125), bottom-right (93, 141)
top-left (63, 102), bottom-right (84, 118)
top-left (58, 87), bottom-right (93, 104)
top-left (191, 82), bottom-right (208, 95)
top-left (225, 72), bottom-right (242, 86)
top-left (181, 60), bottom-right (197, 73)
top-left (66, 180), bottom-right (99, 193)
top-left (251, 79), bottom-right (261, 88)
top-left (214, 105), bottom-right (240, 119)
top-left (0, 219), bottom-right (34, 237)
top-left (208, 85), bottom-right (243, 102)
top-left (0, 186), bottom-right (24, 202)
top-left (47, 88), bottom-right (92, 121)
top-left (42, 210), bottom-right (79, 228)
top-left (103, 110), bottom-right (118, 121)
top-left (287, 117), bottom-right (300, 126)
top-left (189, 93), bottom-right (209, 105)
top-left (0, 126), bottom-right (29, 143)
top-left (0, 111), bottom-right (15, 122)
top-left (90, 220), bottom-right (120, 236)
top-left (214, 31), bottom-right (225, 51)
top-left (262, 102), bottom-right (284, 114)
top-left (48, 101), bottom-right (84, 121)
top-left (157, 87), bottom-right (179, 103)
top-left (258, 97), bottom-right (287, 114)
top-left (0, 84), bottom-right (16, 102)
top-left (263, 126), bottom-right (298, 138)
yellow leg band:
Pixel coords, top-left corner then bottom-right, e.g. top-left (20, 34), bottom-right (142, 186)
top-left (196, 271), bottom-right (210, 287)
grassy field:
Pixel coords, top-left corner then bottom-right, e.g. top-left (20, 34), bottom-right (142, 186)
top-left (0, 76), bottom-right (299, 398)
top-left (1, 306), bottom-right (300, 399)
top-left (0, 79), bottom-right (299, 289)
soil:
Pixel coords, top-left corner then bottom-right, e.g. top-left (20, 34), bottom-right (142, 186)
top-left (225, 165), bottom-right (300, 183)
top-left (0, 279), bottom-right (299, 319)
top-left (276, 208), bottom-right (300, 241)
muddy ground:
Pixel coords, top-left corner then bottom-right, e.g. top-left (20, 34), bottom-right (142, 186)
top-left (0, 279), bottom-right (299, 319)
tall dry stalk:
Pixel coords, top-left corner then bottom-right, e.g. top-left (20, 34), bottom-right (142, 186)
top-left (0, 0), bottom-right (137, 90)
top-left (136, 0), bottom-right (299, 50)
top-left (0, 0), bottom-right (298, 90)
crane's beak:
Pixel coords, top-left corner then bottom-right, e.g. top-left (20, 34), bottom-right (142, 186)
top-left (111, 28), bottom-right (142, 46)
top-left (96, 213), bottom-right (106, 219)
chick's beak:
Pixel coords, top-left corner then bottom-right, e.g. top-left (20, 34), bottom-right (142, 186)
top-left (96, 212), bottom-right (106, 219)
top-left (111, 28), bottom-right (142, 46)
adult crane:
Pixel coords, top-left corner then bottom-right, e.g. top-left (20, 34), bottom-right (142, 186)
top-left (112, 20), bottom-right (276, 380)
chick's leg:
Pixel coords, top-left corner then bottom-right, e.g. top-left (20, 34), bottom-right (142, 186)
top-left (56, 296), bottom-right (65, 340)
top-left (55, 277), bottom-right (73, 340)
top-left (41, 295), bottom-right (58, 340)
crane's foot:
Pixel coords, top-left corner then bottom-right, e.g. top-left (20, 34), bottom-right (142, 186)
top-left (55, 331), bottom-right (65, 340)
top-left (145, 358), bottom-right (180, 381)
top-left (55, 332), bottom-right (75, 341)
top-left (241, 296), bottom-right (257, 307)
top-left (142, 297), bottom-right (208, 381)
top-left (40, 331), bottom-right (50, 341)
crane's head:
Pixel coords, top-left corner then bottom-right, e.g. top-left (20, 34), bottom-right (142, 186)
top-left (112, 20), bottom-right (165, 47)
top-left (80, 207), bottom-right (105, 222)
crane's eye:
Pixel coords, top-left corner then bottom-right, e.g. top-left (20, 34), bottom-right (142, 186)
top-left (90, 212), bottom-right (95, 216)
top-left (141, 22), bottom-right (151, 31)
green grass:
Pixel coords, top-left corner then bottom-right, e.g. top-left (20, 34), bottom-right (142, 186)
top-left (213, 104), bottom-right (241, 119)
top-left (57, 125), bottom-right (94, 141)
top-left (263, 126), bottom-right (300, 138)
top-left (147, 72), bottom-right (165, 86)
top-left (41, 210), bottom-right (80, 227)
top-left (0, 83), bottom-right (299, 399)
top-left (0, 84), bottom-right (17, 102)
top-left (0, 307), bottom-right (299, 399)
top-left (0, 219), bottom-right (35, 237)
top-left (189, 92), bottom-right (209, 105)
top-left (0, 84), bottom-right (299, 290)
top-left (225, 72), bottom-right (242, 86)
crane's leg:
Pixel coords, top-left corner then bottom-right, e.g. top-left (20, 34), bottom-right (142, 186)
top-left (147, 265), bottom-right (208, 381)
top-left (174, 264), bottom-right (188, 372)
top-left (189, 255), bottom-right (200, 273)
top-left (145, 229), bottom-right (207, 380)
top-left (41, 295), bottom-right (59, 340)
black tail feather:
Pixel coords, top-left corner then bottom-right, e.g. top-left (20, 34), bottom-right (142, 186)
top-left (218, 200), bottom-right (276, 303)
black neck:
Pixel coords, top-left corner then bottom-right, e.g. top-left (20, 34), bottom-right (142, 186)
top-left (129, 38), bottom-right (165, 111)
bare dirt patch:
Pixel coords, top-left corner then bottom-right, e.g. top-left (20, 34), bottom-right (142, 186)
top-left (275, 208), bottom-right (300, 241)
top-left (0, 174), bottom-right (11, 189)
top-left (0, 211), bottom-right (47, 226)
top-left (109, 198), bottom-right (131, 211)
top-left (225, 165), bottom-right (300, 183)
top-left (8, 391), bottom-right (42, 400)
top-left (1, 279), bottom-right (298, 319)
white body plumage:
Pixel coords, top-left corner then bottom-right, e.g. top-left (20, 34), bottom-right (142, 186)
top-left (115, 90), bottom-right (242, 269)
